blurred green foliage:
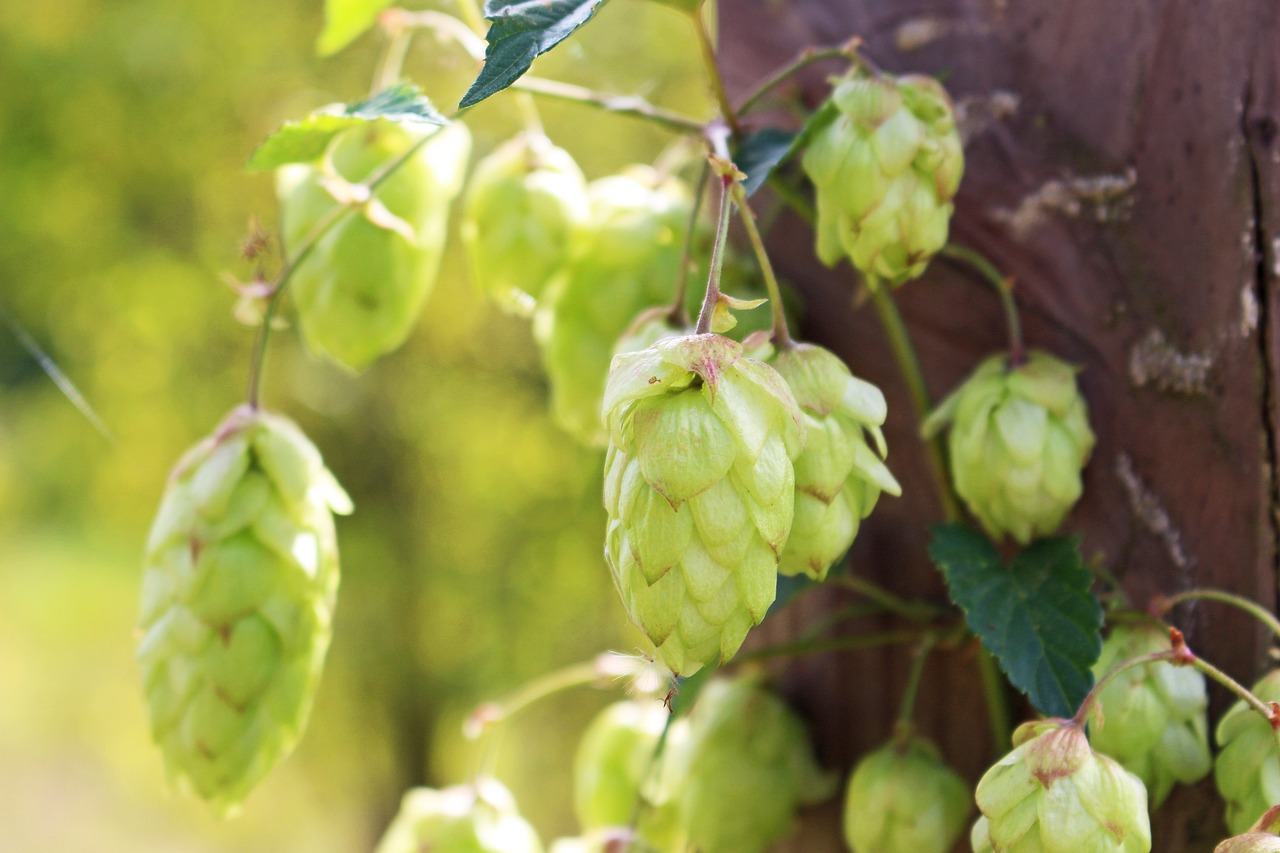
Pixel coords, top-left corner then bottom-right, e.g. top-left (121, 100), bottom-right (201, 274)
top-left (0, 0), bottom-right (714, 848)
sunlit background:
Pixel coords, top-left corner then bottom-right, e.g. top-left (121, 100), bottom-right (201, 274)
top-left (0, 1), bottom-right (719, 848)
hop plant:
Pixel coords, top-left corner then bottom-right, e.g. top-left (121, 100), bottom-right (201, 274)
top-left (602, 333), bottom-right (804, 675)
top-left (276, 120), bottom-right (471, 371)
top-left (461, 131), bottom-right (589, 314)
top-left (1215, 669), bottom-right (1280, 834)
top-left (1089, 622), bottom-right (1211, 806)
top-left (374, 779), bottom-right (543, 853)
top-left (1216, 806), bottom-right (1280, 853)
top-left (802, 71), bottom-right (963, 287)
top-left (971, 719), bottom-right (1150, 853)
top-left (923, 350), bottom-right (1095, 543)
top-left (135, 405), bottom-right (353, 814)
top-left (842, 734), bottom-right (970, 853)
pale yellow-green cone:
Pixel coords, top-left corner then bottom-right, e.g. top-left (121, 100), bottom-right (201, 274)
top-left (461, 132), bottom-right (588, 315)
top-left (802, 72), bottom-right (963, 287)
top-left (136, 405), bottom-right (353, 815)
top-left (276, 120), bottom-right (471, 371)
top-left (972, 719), bottom-right (1150, 853)
top-left (375, 779), bottom-right (543, 853)
top-left (757, 340), bottom-right (901, 579)
top-left (923, 350), bottom-right (1095, 544)
top-left (547, 829), bottom-right (637, 853)
top-left (843, 735), bottom-right (970, 853)
top-left (1216, 806), bottom-right (1280, 853)
top-left (1215, 670), bottom-right (1280, 834)
top-left (1089, 622), bottom-right (1210, 807)
top-left (602, 334), bottom-right (804, 675)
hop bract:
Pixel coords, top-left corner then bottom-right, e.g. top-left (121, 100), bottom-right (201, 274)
top-left (374, 779), bottom-right (543, 853)
top-left (1090, 622), bottom-right (1210, 806)
top-left (276, 120), bottom-right (471, 371)
top-left (972, 719), bottom-right (1150, 853)
top-left (136, 405), bottom-right (353, 815)
top-left (602, 334), bottom-right (804, 675)
top-left (1215, 669), bottom-right (1280, 834)
top-left (461, 132), bottom-right (588, 314)
top-left (923, 350), bottom-right (1095, 543)
top-left (842, 735), bottom-right (969, 853)
top-left (802, 72), bottom-right (963, 287)
top-left (1216, 806), bottom-right (1280, 853)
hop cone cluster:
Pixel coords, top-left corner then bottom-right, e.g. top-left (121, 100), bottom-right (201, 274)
top-left (923, 350), bottom-right (1095, 543)
top-left (842, 735), bottom-right (969, 853)
top-left (1215, 669), bottom-right (1280, 834)
top-left (375, 779), bottom-right (543, 853)
top-left (1089, 622), bottom-right (1210, 806)
top-left (802, 72), bottom-right (963, 286)
top-left (136, 405), bottom-right (352, 814)
top-left (276, 120), bottom-right (471, 371)
top-left (461, 131), bottom-right (588, 314)
top-left (602, 334), bottom-right (803, 675)
top-left (1217, 807), bottom-right (1280, 853)
top-left (971, 719), bottom-right (1150, 853)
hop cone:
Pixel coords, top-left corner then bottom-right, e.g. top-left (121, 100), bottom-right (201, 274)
top-left (923, 350), bottom-right (1095, 543)
top-left (276, 120), bottom-right (471, 371)
top-left (1217, 807), bottom-right (1280, 853)
top-left (547, 830), bottom-right (634, 853)
top-left (842, 735), bottom-right (969, 853)
top-left (375, 779), bottom-right (543, 853)
top-left (972, 719), bottom-right (1150, 853)
top-left (802, 72), bottom-right (963, 287)
top-left (602, 334), bottom-right (804, 675)
top-left (1089, 622), bottom-right (1210, 806)
top-left (761, 341), bottom-right (901, 579)
top-left (1215, 669), bottom-right (1280, 834)
top-left (136, 405), bottom-right (353, 814)
top-left (461, 131), bottom-right (588, 314)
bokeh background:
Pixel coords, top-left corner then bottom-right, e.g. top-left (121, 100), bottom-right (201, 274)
top-left (0, 1), bottom-right (719, 848)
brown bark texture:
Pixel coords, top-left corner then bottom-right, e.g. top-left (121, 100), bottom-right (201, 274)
top-left (718, 1), bottom-right (1280, 850)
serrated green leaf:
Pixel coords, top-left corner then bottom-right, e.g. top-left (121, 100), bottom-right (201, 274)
top-left (458, 0), bottom-right (611, 109)
top-left (345, 84), bottom-right (450, 125)
top-left (734, 128), bottom-right (797, 197)
top-left (929, 524), bottom-right (1102, 718)
top-left (317, 0), bottom-right (393, 56)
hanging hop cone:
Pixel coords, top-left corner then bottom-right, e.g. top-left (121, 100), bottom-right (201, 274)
top-left (754, 339), bottom-right (901, 579)
top-left (1216, 806), bottom-right (1280, 853)
top-left (1215, 670), bottom-right (1280, 834)
top-left (842, 734), bottom-right (970, 853)
top-left (1089, 622), bottom-right (1211, 807)
top-left (547, 830), bottom-right (635, 853)
top-left (136, 405), bottom-right (353, 815)
top-left (922, 350), bottom-right (1095, 544)
top-left (971, 719), bottom-right (1151, 853)
top-left (374, 779), bottom-right (543, 853)
top-left (801, 72), bottom-right (963, 287)
top-left (602, 334), bottom-right (804, 676)
top-left (276, 119), bottom-right (471, 371)
top-left (461, 131), bottom-right (589, 315)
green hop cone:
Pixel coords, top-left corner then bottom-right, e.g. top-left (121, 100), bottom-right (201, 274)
top-left (375, 779), bottom-right (543, 853)
top-left (801, 72), bottom-right (963, 287)
top-left (602, 334), bottom-right (804, 675)
top-left (1216, 806), bottom-right (1280, 853)
top-left (276, 120), bottom-right (471, 371)
top-left (1089, 622), bottom-right (1210, 806)
top-left (136, 405), bottom-right (353, 815)
top-left (842, 735), bottom-right (970, 853)
top-left (461, 131), bottom-right (589, 315)
top-left (1215, 670), bottom-right (1280, 834)
top-left (923, 350), bottom-right (1095, 544)
top-left (972, 719), bottom-right (1150, 853)
top-left (547, 830), bottom-right (634, 853)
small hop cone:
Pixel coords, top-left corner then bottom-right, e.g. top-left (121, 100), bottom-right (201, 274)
top-left (802, 72), bottom-right (963, 287)
top-left (1215, 670), bottom-right (1280, 834)
top-left (1089, 622), bottom-right (1211, 806)
top-left (923, 350), bottom-right (1095, 543)
top-left (972, 719), bottom-right (1151, 853)
top-left (602, 334), bottom-right (805, 676)
top-left (842, 735), bottom-right (970, 853)
top-left (1216, 806), bottom-right (1280, 853)
top-left (547, 830), bottom-right (634, 853)
top-left (461, 132), bottom-right (589, 314)
top-left (374, 779), bottom-right (543, 853)
top-left (136, 405), bottom-right (353, 815)
top-left (276, 120), bottom-right (471, 371)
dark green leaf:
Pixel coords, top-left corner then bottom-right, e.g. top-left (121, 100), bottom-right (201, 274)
top-left (317, 0), bottom-right (393, 56)
top-left (930, 524), bottom-right (1102, 718)
top-left (458, 0), bottom-right (611, 109)
top-left (787, 98), bottom-right (839, 159)
top-left (734, 128), bottom-right (797, 196)
top-left (345, 84), bottom-right (450, 125)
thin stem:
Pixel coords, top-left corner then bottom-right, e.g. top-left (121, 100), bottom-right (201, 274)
top-left (692, 7), bottom-right (740, 136)
top-left (453, 0), bottom-right (486, 35)
top-left (830, 574), bottom-right (944, 623)
top-left (733, 629), bottom-right (928, 664)
top-left (736, 43), bottom-right (860, 115)
top-left (730, 183), bottom-right (793, 347)
top-left (372, 22), bottom-right (413, 94)
top-left (1073, 648), bottom-right (1180, 726)
top-left (514, 92), bottom-right (545, 136)
top-left (975, 649), bottom-right (1012, 751)
top-left (694, 173), bottom-right (734, 335)
top-left (1189, 654), bottom-right (1277, 723)
top-left (896, 633), bottom-right (938, 725)
top-left (669, 160), bottom-right (712, 326)
top-left (480, 661), bottom-right (604, 727)
top-left (512, 76), bottom-right (706, 134)
top-left (623, 706), bottom-right (676, 852)
top-left (940, 243), bottom-right (1024, 365)
top-left (1156, 588), bottom-right (1280, 643)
